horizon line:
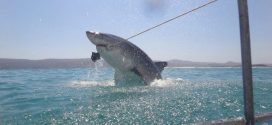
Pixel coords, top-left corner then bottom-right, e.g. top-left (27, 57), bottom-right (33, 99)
top-left (0, 57), bottom-right (271, 64)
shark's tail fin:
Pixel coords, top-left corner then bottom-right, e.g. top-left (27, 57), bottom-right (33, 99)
top-left (154, 61), bottom-right (168, 72)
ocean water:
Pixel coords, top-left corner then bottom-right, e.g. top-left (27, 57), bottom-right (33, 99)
top-left (0, 67), bottom-right (271, 124)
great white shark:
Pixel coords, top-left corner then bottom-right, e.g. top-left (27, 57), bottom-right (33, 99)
top-left (86, 31), bottom-right (167, 85)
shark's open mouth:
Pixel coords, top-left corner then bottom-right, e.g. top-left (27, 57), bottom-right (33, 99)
top-left (96, 44), bottom-right (107, 48)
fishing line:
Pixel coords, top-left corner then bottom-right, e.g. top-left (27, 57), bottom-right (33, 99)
top-left (126, 0), bottom-right (218, 40)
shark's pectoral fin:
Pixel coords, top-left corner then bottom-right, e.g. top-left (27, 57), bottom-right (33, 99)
top-left (114, 69), bottom-right (145, 86)
top-left (154, 61), bottom-right (168, 72)
top-left (130, 67), bottom-right (142, 78)
top-left (130, 67), bottom-right (152, 85)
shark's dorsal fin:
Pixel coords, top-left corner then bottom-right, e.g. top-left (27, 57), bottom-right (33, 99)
top-left (154, 61), bottom-right (167, 72)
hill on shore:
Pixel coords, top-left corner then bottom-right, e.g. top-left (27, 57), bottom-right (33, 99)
top-left (0, 58), bottom-right (271, 69)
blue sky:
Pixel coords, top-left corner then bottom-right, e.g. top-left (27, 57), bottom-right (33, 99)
top-left (0, 0), bottom-right (271, 63)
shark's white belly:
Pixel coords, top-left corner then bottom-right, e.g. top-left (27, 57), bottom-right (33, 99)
top-left (97, 47), bottom-right (133, 71)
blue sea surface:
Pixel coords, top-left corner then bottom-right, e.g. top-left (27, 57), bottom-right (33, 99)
top-left (0, 67), bottom-right (271, 124)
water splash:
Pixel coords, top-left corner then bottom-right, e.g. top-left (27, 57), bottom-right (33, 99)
top-left (69, 77), bottom-right (184, 88)
top-left (150, 77), bottom-right (184, 87)
top-left (87, 59), bottom-right (104, 80)
top-left (69, 80), bottom-right (115, 87)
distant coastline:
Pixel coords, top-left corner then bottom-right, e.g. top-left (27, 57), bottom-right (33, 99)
top-left (0, 58), bottom-right (271, 69)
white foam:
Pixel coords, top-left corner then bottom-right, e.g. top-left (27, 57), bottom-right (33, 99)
top-left (69, 80), bottom-right (115, 87)
top-left (68, 77), bottom-right (184, 88)
top-left (150, 78), bottom-right (184, 87)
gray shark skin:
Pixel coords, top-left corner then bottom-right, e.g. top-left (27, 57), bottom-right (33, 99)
top-left (86, 31), bottom-right (167, 85)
